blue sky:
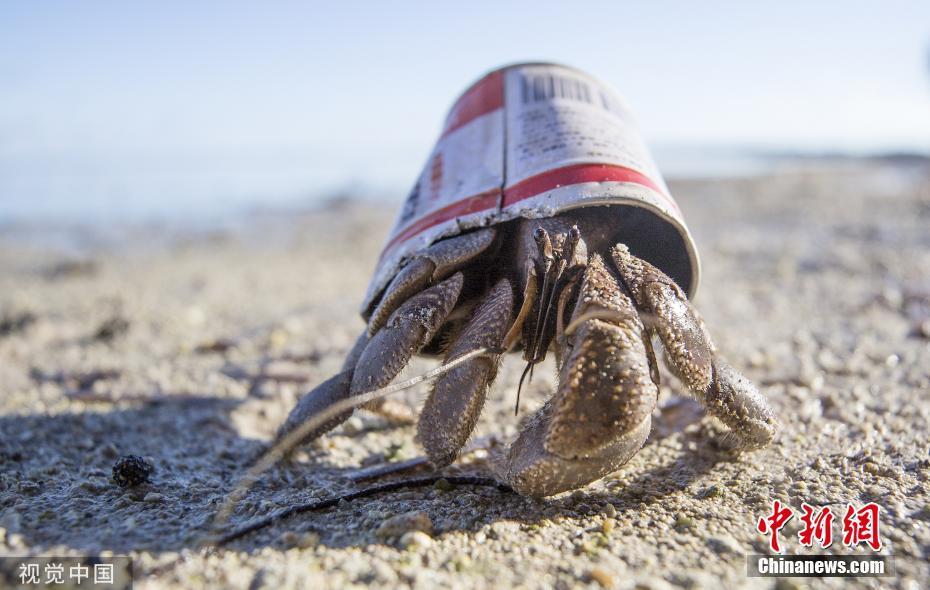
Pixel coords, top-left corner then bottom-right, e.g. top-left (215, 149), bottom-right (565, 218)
top-left (1, 1), bottom-right (929, 221)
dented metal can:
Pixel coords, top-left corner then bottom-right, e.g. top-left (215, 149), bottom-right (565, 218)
top-left (362, 62), bottom-right (700, 312)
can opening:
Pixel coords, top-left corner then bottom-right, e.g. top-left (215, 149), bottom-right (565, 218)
top-left (588, 204), bottom-right (695, 298)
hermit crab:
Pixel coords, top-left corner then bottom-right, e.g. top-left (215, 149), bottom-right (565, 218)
top-left (274, 63), bottom-right (777, 498)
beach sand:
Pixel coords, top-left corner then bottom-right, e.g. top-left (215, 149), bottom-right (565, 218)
top-left (1, 163), bottom-right (928, 589)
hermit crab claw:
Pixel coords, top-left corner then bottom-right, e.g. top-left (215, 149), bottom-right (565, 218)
top-left (496, 253), bottom-right (657, 497)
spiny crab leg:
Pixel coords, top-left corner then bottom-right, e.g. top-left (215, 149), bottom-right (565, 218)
top-left (215, 345), bottom-right (501, 532)
top-left (417, 279), bottom-right (513, 466)
top-left (611, 244), bottom-right (777, 450)
top-left (276, 273), bottom-right (464, 448)
top-left (366, 228), bottom-right (497, 334)
top-left (278, 229), bottom-right (498, 448)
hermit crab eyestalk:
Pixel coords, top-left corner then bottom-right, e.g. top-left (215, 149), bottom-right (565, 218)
top-left (568, 225), bottom-right (581, 242)
top-left (533, 227), bottom-right (553, 262)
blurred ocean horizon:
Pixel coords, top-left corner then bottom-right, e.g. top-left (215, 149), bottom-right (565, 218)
top-left (4, 143), bottom-right (925, 229)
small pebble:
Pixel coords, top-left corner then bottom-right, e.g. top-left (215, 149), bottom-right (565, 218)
top-left (194, 338), bottom-right (236, 354)
top-left (278, 531), bottom-right (319, 549)
top-left (375, 510), bottom-right (433, 539)
top-left (699, 485), bottom-right (723, 499)
top-left (112, 455), bottom-right (154, 488)
top-left (916, 319), bottom-right (930, 339)
top-left (707, 535), bottom-right (742, 555)
top-left (16, 482), bottom-right (40, 495)
top-left (774, 579), bottom-right (801, 590)
top-left (0, 311), bottom-right (36, 336)
top-left (94, 316), bottom-right (130, 342)
top-left (143, 492), bottom-right (165, 503)
top-left (399, 530), bottom-right (433, 549)
top-left (341, 416), bottom-right (365, 435)
top-left (79, 478), bottom-right (109, 493)
top-left (863, 461), bottom-right (898, 479)
top-left (589, 566), bottom-right (615, 589)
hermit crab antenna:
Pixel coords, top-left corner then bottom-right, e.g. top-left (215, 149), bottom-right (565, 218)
top-left (514, 228), bottom-right (553, 417)
top-left (521, 230), bottom-right (548, 356)
top-left (517, 226), bottom-right (577, 417)
top-left (529, 228), bottom-right (554, 359)
top-left (534, 229), bottom-right (573, 362)
top-left (566, 225), bottom-right (581, 263)
top-left (534, 257), bottom-right (565, 359)
top-left (514, 361), bottom-right (533, 416)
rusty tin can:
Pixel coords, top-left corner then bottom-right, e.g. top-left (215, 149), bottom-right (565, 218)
top-left (362, 62), bottom-right (700, 312)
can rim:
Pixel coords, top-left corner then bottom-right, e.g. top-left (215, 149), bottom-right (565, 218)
top-left (533, 195), bottom-right (702, 298)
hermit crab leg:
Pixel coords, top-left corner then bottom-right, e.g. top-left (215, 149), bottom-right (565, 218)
top-left (275, 371), bottom-right (356, 449)
top-left (497, 255), bottom-right (657, 497)
top-left (276, 272), bottom-right (464, 447)
top-left (350, 272), bottom-right (464, 396)
top-left (702, 360), bottom-right (778, 450)
top-left (275, 330), bottom-right (370, 447)
top-left (417, 278), bottom-right (513, 467)
top-left (610, 244), bottom-right (777, 450)
top-left (334, 333), bottom-right (410, 421)
top-left (277, 228), bottom-right (495, 450)
top-left (366, 228), bottom-right (497, 333)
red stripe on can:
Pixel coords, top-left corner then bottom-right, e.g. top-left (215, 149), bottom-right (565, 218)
top-left (381, 164), bottom-right (678, 260)
top-left (440, 70), bottom-right (504, 138)
top-left (381, 189), bottom-right (501, 258)
top-left (502, 163), bottom-right (679, 213)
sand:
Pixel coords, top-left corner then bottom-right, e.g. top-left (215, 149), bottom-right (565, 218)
top-left (1, 163), bottom-right (928, 589)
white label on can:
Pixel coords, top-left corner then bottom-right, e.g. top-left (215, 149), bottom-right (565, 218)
top-left (500, 65), bottom-right (679, 220)
top-left (363, 64), bottom-right (696, 311)
top-left (505, 66), bottom-right (662, 186)
top-left (373, 69), bottom-right (505, 289)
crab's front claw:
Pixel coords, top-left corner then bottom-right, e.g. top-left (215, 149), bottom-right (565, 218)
top-left (495, 255), bottom-right (658, 497)
top-left (497, 402), bottom-right (652, 498)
